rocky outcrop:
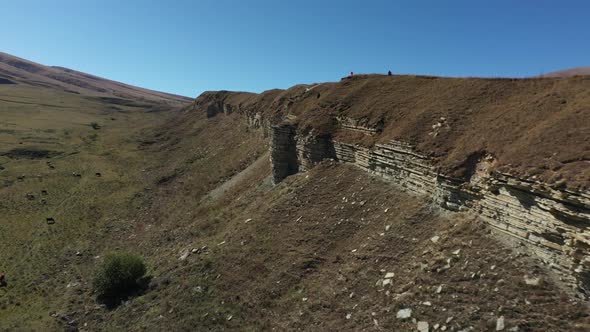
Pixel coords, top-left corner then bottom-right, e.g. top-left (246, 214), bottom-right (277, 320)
top-left (198, 90), bottom-right (590, 297)
top-left (270, 126), bottom-right (337, 183)
top-left (476, 174), bottom-right (590, 287)
top-left (331, 139), bottom-right (590, 296)
top-left (295, 133), bottom-right (336, 172)
top-left (195, 91), bottom-right (238, 118)
top-left (270, 124), bottom-right (298, 184)
top-left (336, 116), bottom-right (382, 135)
top-left (270, 123), bottom-right (590, 296)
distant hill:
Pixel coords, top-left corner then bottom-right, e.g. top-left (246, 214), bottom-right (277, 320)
top-left (0, 52), bottom-right (191, 104)
top-left (542, 67), bottom-right (590, 77)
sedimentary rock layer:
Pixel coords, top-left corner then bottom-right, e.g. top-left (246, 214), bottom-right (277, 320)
top-left (198, 91), bottom-right (590, 297)
top-left (270, 124), bottom-right (298, 184)
top-left (332, 139), bottom-right (590, 295)
top-left (268, 124), bottom-right (589, 296)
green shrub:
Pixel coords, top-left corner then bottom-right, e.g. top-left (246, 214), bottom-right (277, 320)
top-left (93, 252), bottom-right (147, 301)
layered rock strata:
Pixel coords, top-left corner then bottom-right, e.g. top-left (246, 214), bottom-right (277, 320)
top-left (336, 115), bottom-right (382, 135)
top-left (200, 93), bottom-right (590, 297)
top-left (270, 124), bottom-right (298, 184)
top-left (270, 125), bottom-right (590, 296)
top-left (349, 141), bottom-right (590, 295)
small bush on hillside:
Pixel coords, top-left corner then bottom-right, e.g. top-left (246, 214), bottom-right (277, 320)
top-left (90, 122), bottom-right (101, 130)
top-left (93, 252), bottom-right (147, 303)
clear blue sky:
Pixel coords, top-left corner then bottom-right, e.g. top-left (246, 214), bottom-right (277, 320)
top-left (2, 0), bottom-right (589, 97)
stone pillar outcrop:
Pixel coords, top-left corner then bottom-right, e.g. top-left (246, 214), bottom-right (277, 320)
top-left (270, 124), bottom-right (298, 184)
top-left (295, 133), bottom-right (336, 172)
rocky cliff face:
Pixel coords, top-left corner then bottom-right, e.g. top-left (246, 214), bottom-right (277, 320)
top-left (195, 78), bottom-right (590, 297)
top-left (335, 138), bottom-right (589, 293)
top-left (270, 124), bottom-right (298, 183)
top-left (266, 121), bottom-right (590, 298)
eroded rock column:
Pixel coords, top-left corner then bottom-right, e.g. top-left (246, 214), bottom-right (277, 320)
top-left (270, 124), bottom-right (298, 184)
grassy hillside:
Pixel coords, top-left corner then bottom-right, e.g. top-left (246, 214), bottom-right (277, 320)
top-left (0, 81), bottom-right (273, 330)
top-left (0, 83), bottom-right (179, 330)
top-left (0, 52), bottom-right (192, 104)
top-left (1, 73), bottom-right (589, 330)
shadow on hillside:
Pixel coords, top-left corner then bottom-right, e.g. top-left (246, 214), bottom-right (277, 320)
top-left (0, 77), bottom-right (16, 84)
top-left (97, 275), bottom-right (152, 309)
top-left (0, 148), bottom-right (62, 159)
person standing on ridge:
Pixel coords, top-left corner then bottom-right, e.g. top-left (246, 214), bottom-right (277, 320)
top-left (388, 70), bottom-right (392, 76)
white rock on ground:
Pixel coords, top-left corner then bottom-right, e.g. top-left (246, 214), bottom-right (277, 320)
top-left (384, 272), bottom-right (395, 278)
top-left (179, 249), bottom-right (189, 260)
top-left (396, 308), bottom-right (412, 319)
top-left (524, 275), bottom-right (540, 286)
top-left (417, 321), bottom-right (429, 332)
top-left (431, 236), bottom-right (440, 243)
top-left (496, 316), bottom-right (505, 331)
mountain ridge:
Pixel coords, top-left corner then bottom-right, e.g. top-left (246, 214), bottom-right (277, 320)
top-left (542, 66), bottom-right (590, 77)
top-left (0, 52), bottom-right (191, 104)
